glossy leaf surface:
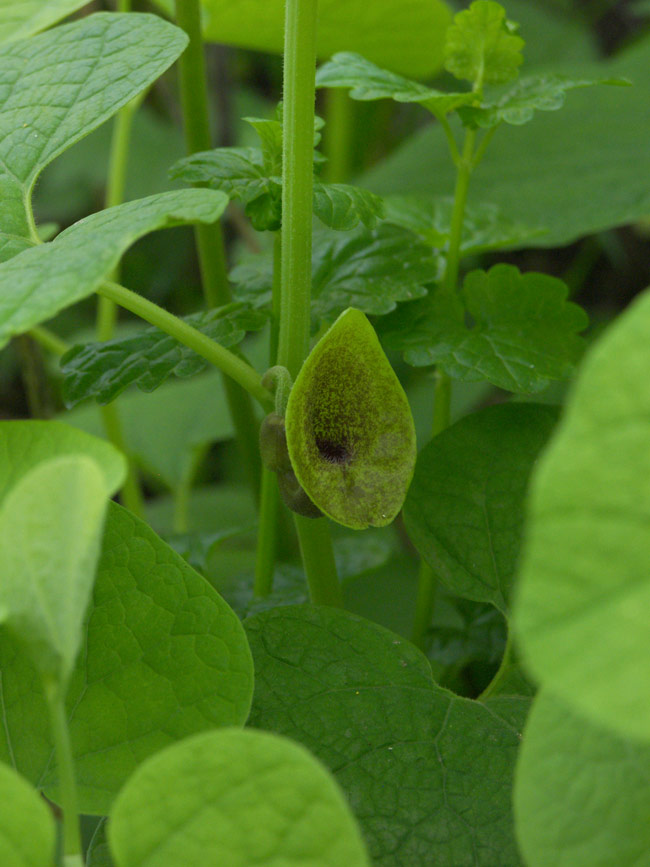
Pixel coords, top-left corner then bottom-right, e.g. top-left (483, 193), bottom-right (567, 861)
top-left (247, 605), bottom-right (525, 866)
top-left (404, 404), bottom-right (558, 613)
top-left (514, 286), bottom-right (650, 741)
top-left (285, 309), bottom-right (416, 529)
top-left (109, 729), bottom-right (369, 866)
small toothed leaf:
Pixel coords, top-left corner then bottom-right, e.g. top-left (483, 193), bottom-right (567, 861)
top-left (285, 308), bottom-right (416, 529)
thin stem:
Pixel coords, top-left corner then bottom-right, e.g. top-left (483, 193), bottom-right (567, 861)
top-left (323, 87), bottom-right (353, 182)
top-left (276, 0), bottom-right (318, 380)
top-left (294, 515), bottom-right (343, 607)
top-left (29, 325), bottom-right (69, 357)
top-left (253, 468), bottom-right (280, 597)
top-left (97, 281), bottom-right (273, 409)
top-left (175, 0), bottom-right (261, 501)
top-left (471, 124), bottom-right (499, 171)
top-left (173, 444), bottom-right (208, 533)
top-left (46, 689), bottom-right (82, 862)
top-left (437, 114), bottom-right (461, 166)
top-left (443, 127), bottom-right (476, 293)
top-left (478, 629), bottom-right (513, 701)
top-left (100, 404), bottom-right (146, 518)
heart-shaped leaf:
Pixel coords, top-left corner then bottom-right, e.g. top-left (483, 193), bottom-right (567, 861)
top-left (285, 308), bottom-right (416, 529)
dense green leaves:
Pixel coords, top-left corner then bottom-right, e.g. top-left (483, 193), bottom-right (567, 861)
top-left (0, 13), bottom-right (187, 248)
top-left (0, 456), bottom-right (112, 686)
top-left (315, 52), bottom-right (477, 118)
top-left (380, 265), bottom-right (588, 393)
top-left (109, 729), bottom-right (369, 866)
top-left (0, 0), bottom-right (89, 43)
top-left (0, 189), bottom-right (228, 348)
top-left (364, 39), bottom-right (649, 247)
top-left (232, 224), bottom-right (438, 321)
top-left (0, 762), bottom-right (55, 866)
top-left (514, 690), bottom-right (650, 866)
top-left (404, 404), bottom-right (558, 613)
top-left (0, 503), bottom-right (254, 813)
top-left (444, 0), bottom-right (524, 86)
top-left (155, 0), bottom-right (453, 77)
top-left (247, 605), bottom-right (524, 866)
top-left (286, 309), bottom-right (416, 529)
top-left (514, 286), bottom-right (650, 742)
top-left (61, 303), bottom-right (267, 407)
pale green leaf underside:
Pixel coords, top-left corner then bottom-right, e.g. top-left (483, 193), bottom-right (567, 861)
top-left (0, 455), bottom-right (109, 685)
top-left (247, 605), bottom-right (524, 866)
top-left (109, 729), bottom-right (370, 867)
top-left (404, 403), bottom-right (558, 614)
top-left (363, 40), bottom-right (648, 248)
top-left (514, 690), bottom-right (650, 867)
top-left (315, 52), bottom-right (476, 117)
top-left (61, 303), bottom-right (268, 407)
top-left (0, 0), bottom-right (90, 43)
top-left (0, 12), bottom-right (187, 242)
top-left (0, 189), bottom-right (228, 348)
top-left (514, 285), bottom-right (650, 742)
top-left (0, 419), bottom-right (126, 506)
top-left (0, 503), bottom-right (254, 814)
top-left (0, 762), bottom-right (55, 867)
top-left (154, 0), bottom-right (453, 78)
top-left (444, 0), bottom-right (524, 86)
top-left (381, 264), bottom-right (587, 393)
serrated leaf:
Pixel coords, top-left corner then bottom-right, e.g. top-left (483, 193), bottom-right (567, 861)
top-left (61, 303), bottom-right (268, 408)
top-left (170, 146), bottom-right (269, 201)
top-left (316, 52), bottom-right (477, 118)
top-left (0, 455), bottom-right (111, 687)
top-left (381, 265), bottom-right (588, 394)
top-left (232, 224), bottom-right (439, 321)
top-left (0, 0), bottom-right (90, 43)
top-left (514, 285), bottom-right (650, 742)
top-left (0, 13), bottom-right (187, 245)
top-left (247, 605), bottom-right (525, 866)
top-left (312, 182), bottom-right (384, 230)
top-left (0, 502), bottom-right (254, 814)
top-left (285, 309), bottom-right (416, 529)
top-left (404, 404), bottom-right (558, 614)
top-left (109, 729), bottom-right (370, 867)
top-left (0, 189), bottom-right (228, 347)
top-left (444, 0), bottom-right (524, 87)
top-left (0, 762), bottom-right (55, 867)
top-left (153, 0), bottom-right (452, 78)
top-left (460, 74), bottom-right (631, 128)
top-left (514, 690), bottom-right (650, 867)
top-left (243, 116), bottom-right (283, 175)
top-left (384, 196), bottom-right (544, 254)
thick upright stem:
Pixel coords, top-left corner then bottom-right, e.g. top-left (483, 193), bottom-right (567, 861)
top-left (277, 0), bottom-right (340, 605)
top-left (46, 689), bottom-right (82, 862)
top-left (175, 0), bottom-right (261, 500)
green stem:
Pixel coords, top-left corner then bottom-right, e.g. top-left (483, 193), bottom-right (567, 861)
top-left (173, 444), bottom-right (208, 533)
top-left (175, 0), bottom-right (261, 501)
top-left (46, 689), bottom-right (82, 862)
top-left (29, 325), bottom-right (69, 357)
top-left (478, 629), bottom-right (513, 701)
top-left (253, 467), bottom-right (280, 597)
top-left (323, 87), bottom-right (353, 182)
top-left (100, 404), bottom-right (146, 518)
top-left (270, 230), bottom-right (282, 365)
top-left (97, 281), bottom-right (273, 409)
top-left (443, 127), bottom-right (476, 293)
top-left (294, 514), bottom-right (342, 607)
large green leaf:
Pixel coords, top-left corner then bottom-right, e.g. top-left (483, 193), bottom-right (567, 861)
top-left (0, 456), bottom-right (112, 687)
top-left (363, 39), bottom-right (650, 248)
top-left (0, 189), bottom-right (228, 348)
top-left (155, 0), bottom-right (452, 78)
top-left (109, 729), bottom-right (369, 866)
top-left (0, 0), bottom-right (90, 43)
top-left (232, 224), bottom-right (439, 321)
top-left (0, 13), bottom-right (187, 250)
top-left (61, 303), bottom-right (267, 407)
top-left (380, 265), bottom-right (588, 393)
top-left (514, 285), bottom-right (650, 742)
top-left (64, 370), bottom-right (237, 491)
top-left (0, 762), bottom-right (55, 866)
top-left (514, 689), bottom-right (650, 867)
top-left (0, 503), bottom-right (254, 814)
top-left (247, 605), bottom-right (525, 866)
top-left (404, 403), bottom-right (558, 614)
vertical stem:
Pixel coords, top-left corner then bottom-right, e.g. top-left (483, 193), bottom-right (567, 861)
top-left (443, 128), bottom-right (476, 294)
top-left (175, 0), bottom-right (261, 501)
top-left (253, 467), bottom-right (280, 597)
top-left (46, 689), bottom-right (82, 863)
top-left (100, 404), bottom-right (146, 517)
top-left (323, 88), bottom-right (353, 183)
top-left (278, 0), bottom-right (340, 606)
top-left (270, 230), bottom-right (282, 365)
